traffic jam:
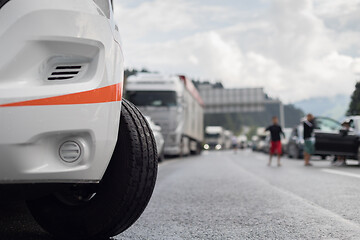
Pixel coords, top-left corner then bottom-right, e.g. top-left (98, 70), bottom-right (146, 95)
top-left (1, 0), bottom-right (360, 240)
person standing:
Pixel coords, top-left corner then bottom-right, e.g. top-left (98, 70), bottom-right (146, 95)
top-left (333, 120), bottom-right (353, 166)
top-left (231, 136), bottom-right (238, 154)
top-left (303, 114), bottom-right (315, 166)
top-left (265, 116), bottom-right (285, 167)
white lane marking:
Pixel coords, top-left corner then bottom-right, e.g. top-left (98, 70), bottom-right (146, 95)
top-left (228, 158), bottom-right (360, 229)
top-left (228, 160), bottom-right (360, 229)
top-left (321, 169), bottom-right (360, 179)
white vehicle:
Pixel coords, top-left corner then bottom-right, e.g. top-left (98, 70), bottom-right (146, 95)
top-left (224, 130), bottom-right (233, 150)
top-left (0, 1), bottom-right (157, 239)
top-left (238, 135), bottom-right (248, 149)
top-left (204, 126), bottom-right (225, 150)
top-left (126, 73), bottom-right (204, 156)
top-left (146, 116), bottom-right (165, 162)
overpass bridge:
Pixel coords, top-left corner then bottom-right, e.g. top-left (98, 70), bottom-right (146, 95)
top-left (197, 83), bottom-right (285, 127)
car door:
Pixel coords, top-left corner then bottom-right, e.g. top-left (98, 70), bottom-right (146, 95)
top-left (314, 117), bottom-right (359, 157)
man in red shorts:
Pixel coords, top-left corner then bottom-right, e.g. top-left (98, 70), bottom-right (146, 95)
top-left (265, 116), bottom-right (285, 167)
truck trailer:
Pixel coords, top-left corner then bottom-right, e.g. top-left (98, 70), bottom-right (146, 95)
top-left (126, 73), bottom-right (204, 156)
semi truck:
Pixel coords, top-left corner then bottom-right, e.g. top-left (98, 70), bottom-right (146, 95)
top-left (204, 126), bottom-right (225, 150)
top-left (126, 73), bottom-right (204, 156)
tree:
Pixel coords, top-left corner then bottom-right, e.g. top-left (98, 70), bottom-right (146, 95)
top-left (347, 82), bottom-right (360, 116)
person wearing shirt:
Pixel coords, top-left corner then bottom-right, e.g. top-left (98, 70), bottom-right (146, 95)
top-left (265, 116), bottom-right (285, 167)
top-left (303, 114), bottom-right (315, 166)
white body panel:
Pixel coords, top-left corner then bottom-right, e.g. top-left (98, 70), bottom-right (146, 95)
top-left (126, 73), bottom-right (204, 156)
top-left (0, 0), bottom-right (123, 183)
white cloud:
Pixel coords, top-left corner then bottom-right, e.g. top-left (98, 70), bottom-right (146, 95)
top-left (114, 0), bottom-right (360, 102)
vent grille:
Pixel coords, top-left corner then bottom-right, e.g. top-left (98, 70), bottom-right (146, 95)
top-left (59, 141), bottom-right (82, 163)
top-left (48, 65), bottom-right (83, 81)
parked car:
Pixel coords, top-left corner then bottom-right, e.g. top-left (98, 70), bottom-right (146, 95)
top-left (263, 135), bottom-right (271, 154)
top-left (287, 117), bottom-right (342, 159)
top-left (315, 116), bottom-right (360, 160)
top-left (251, 136), bottom-right (259, 151)
top-left (146, 116), bottom-right (165, 162)
top-left (238, 135), bottom-right (248, 149)
top-left (0, 1), bottom-right (157, 239)
top-left (256, 135), bottom-right (268, 152)
top-left (281, 128), bottom-right (293, 154)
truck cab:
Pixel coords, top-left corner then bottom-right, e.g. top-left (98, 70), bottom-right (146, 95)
top-left (126, 73), bottom-right (204, 156)
top-left (204, 126), bottom-right (225, 150)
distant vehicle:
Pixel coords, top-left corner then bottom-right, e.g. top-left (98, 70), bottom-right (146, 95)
top-left (263, 135), bottom-right (271, 153)
top-left (238, 135), bottom-right (248, 149)
top-left (287, 117), bottom-right (341, 159)
top-left (281, 128), bottom-right (293, 154)
top-left (126, 73), bottom-right (204, 156)
top-left (146, 116), bottom-right (165, 162)
top-left (255, 128), bottom-right (268, 152)
top-left (251, 135), bottom-right (259, 151)
top-left (251, 128), bottom-right (268, 152)
top-left (224, 130), bottom-right (233, 149)
top-left (256, 135), bottom-right (268, 152)
top-left (204, 126), bottom-right (225, 150)
top-left (315, 116), bottom-right (360, 160)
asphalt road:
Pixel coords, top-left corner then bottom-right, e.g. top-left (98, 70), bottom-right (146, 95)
top-left (3, 150), bottom-right (360, 239)
top-left (117, 150), bottom-right (360, 240)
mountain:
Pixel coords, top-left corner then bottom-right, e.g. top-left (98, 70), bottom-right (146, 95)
top-left (293, 95), bottom-right (350, 121)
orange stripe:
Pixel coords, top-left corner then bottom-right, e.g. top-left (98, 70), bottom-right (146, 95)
top-left (0, 83), bottom-right (122, 107)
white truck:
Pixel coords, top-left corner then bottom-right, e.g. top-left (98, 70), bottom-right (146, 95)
top-left (126, 73), bottom-right (204, 156)
top-left (204, 126), bottom-right (225, 150)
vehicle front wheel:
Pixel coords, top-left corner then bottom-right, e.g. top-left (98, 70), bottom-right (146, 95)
top-left (27, 99), bottom-right (158, 240)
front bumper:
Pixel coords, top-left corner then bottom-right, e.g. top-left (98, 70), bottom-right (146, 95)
top-left (164, 146), bottom-right (181, 156)
top-left (0, 0), bottom-right (123, 183)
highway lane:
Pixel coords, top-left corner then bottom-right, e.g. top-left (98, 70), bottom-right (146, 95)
top-left (2, 150), bottom-right (360, 239)
top-left (117, 150), bottom-right (360, 240)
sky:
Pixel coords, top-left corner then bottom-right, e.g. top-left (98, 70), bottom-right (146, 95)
top-left (113, 0), bottom-right (360, 103)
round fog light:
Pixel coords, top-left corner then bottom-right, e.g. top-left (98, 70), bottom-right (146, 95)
top-left (59, 141), bottom-right (82, 163)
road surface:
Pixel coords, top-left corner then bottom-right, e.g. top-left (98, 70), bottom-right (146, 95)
top-left (3, 150), bottom-right (360, 239)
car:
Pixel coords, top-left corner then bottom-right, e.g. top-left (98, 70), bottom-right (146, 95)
top-left (315, 116), bottom-right (360, 160)
top-left (263, 135), bottom-right (271, 154)
top-left (146, 116), bottom-right (165, 162)
top-left (0, 1), bottom-right (157, 239)
top-left (287, 117), bottom-right (342, 159)
top-left (281, 128), bottom-right (293, 155)
top-left (257, 134), bottom-right (268, 152)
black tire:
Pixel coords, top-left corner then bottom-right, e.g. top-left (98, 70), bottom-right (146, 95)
top-left (27, 99), bottom-right (158, 240)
